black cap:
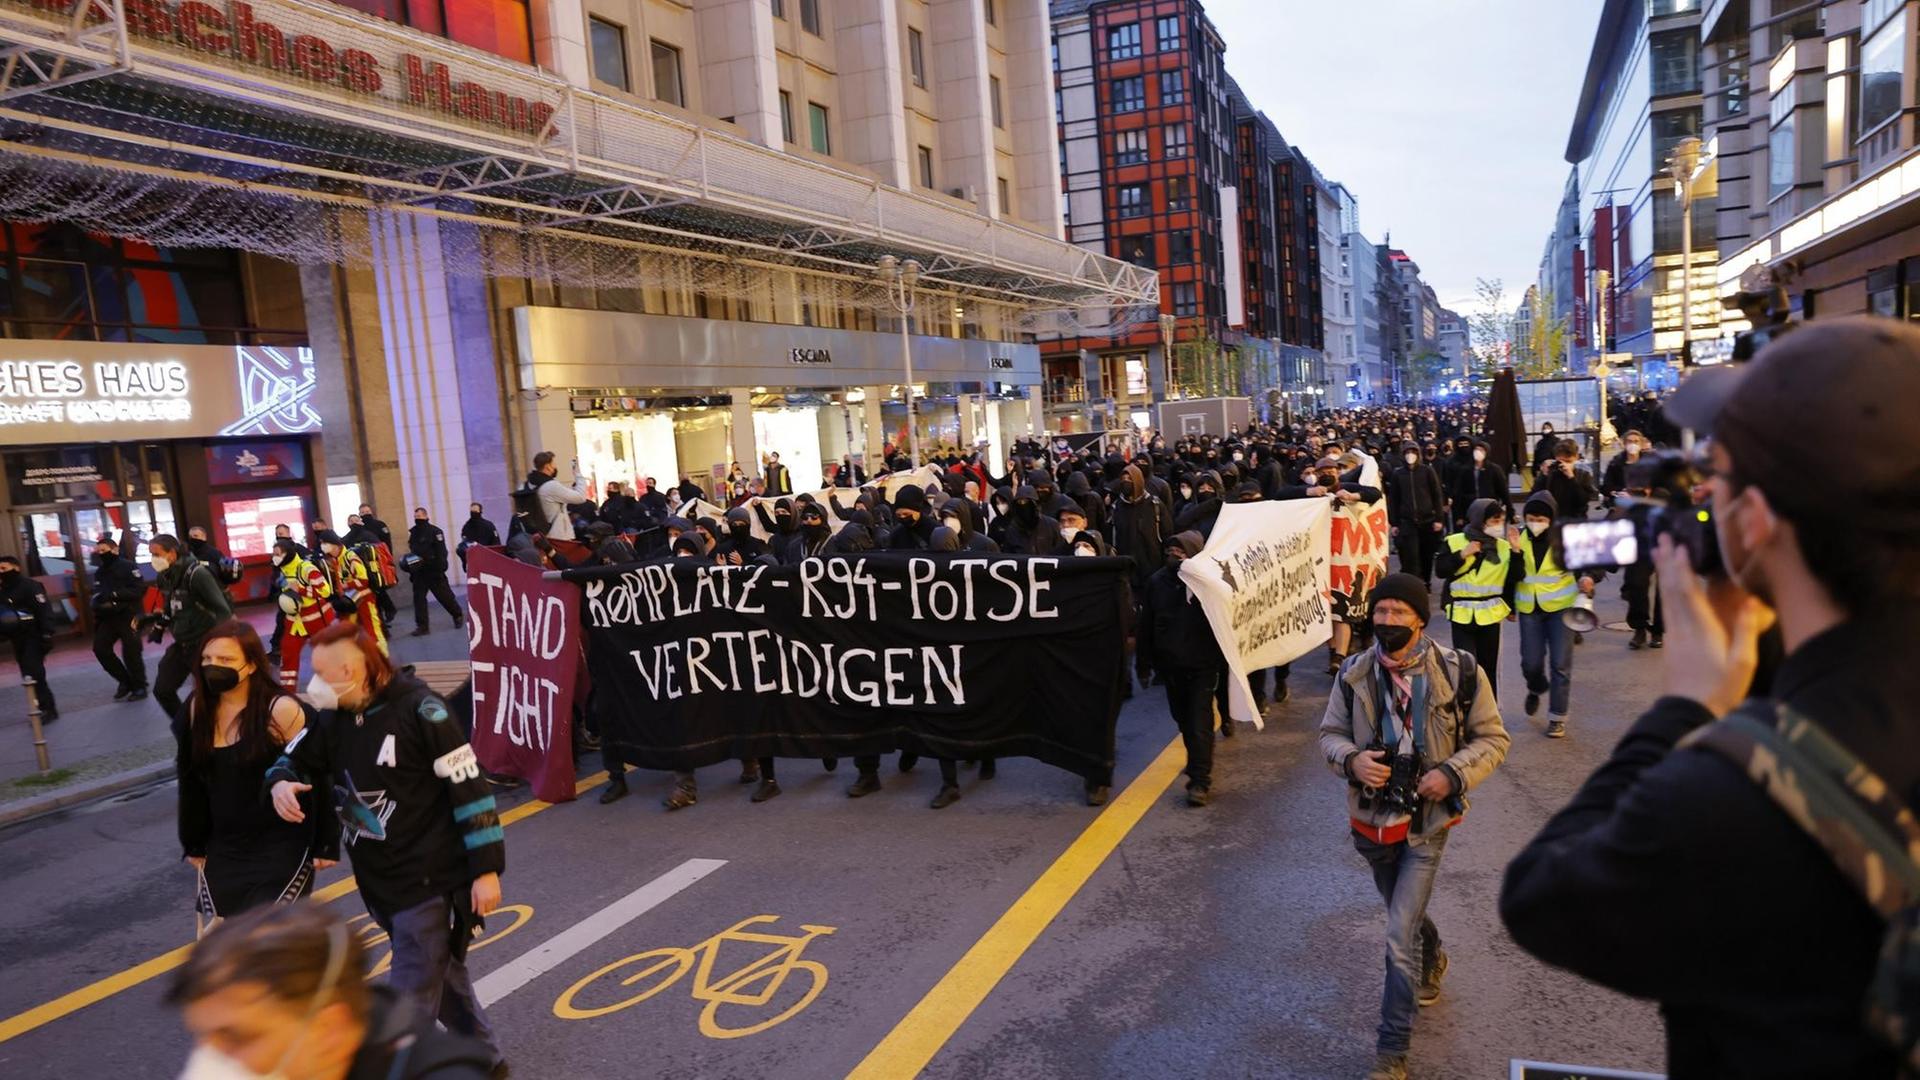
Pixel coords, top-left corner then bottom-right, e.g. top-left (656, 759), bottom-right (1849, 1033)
top-left (1667, 316), bottom-right (1920, 528)
top-left (1369, 572), bottom-right (1430, 625)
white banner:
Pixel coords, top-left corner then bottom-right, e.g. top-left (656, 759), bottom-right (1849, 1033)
top-left (1178, 500), bottom-right (1333, 727)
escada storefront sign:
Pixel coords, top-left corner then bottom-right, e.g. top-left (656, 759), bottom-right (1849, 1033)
top-left (7, 0), bottom-right (559, 138)
top-left (789, 348), bottom-right (832, 365)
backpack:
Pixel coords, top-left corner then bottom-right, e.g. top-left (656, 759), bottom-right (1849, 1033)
top-left (1684, 703), bottom-right (1920, 1072)
top-left (353, 542), bottom-right (398, 588)
top-left (1340, 647), bottom-right (1479, 735)
top-left (512, 483), bottom-right (553, 534)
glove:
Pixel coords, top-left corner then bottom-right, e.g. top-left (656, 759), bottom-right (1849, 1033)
top-left (329, 595), bottom-right (357, 618)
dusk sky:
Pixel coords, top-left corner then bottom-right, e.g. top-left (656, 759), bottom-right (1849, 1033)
top-left (1209, 0), bottom-right (1606, 317)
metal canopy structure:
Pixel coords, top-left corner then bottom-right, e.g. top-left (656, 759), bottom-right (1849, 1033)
top-left (0, 0), bottom-right (1157, 318)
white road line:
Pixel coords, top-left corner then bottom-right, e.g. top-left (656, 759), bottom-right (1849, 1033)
top-left (474, 857), bottom-right (727, 1006)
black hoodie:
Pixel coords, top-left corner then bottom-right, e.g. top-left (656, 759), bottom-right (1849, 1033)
top-left (938, 499), bottom-right (1000, 554)
top-left (1063, 471), bottom-right (1108, 537)
top-left (1136, 531), bottom-right (1224, 674)
top-left (1002, 485), bottom-right (1065, 555)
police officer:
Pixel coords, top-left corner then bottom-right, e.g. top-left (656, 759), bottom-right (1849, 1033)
top-left (458, 503), bottom-right (499, 571)
top-left (0, 553), bottom-right (57, 720)
top-left (356, 504), bottom-right (398, 625)
top-left (89, 535), bottom-right (148, 701)
top-left (406, 508), bottom-right (464, 637)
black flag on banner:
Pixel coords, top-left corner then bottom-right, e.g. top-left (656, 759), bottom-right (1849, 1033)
top-left (567, 555), bottom-right (1132, 778)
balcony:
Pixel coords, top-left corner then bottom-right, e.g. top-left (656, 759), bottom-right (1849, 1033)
top-left (1044, 377), bottom-right (1090, 408)
top-left (0, 0), bottom-right (1156, 315)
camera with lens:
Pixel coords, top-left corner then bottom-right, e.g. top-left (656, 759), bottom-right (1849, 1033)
top-left (1561, 450), bottom-right (1719, 575)
top-left (1356, 738), bottom-right (1424, 817)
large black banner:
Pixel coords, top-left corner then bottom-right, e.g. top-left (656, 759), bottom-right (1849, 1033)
top-left (569, 555), bottom-right (1132, 778)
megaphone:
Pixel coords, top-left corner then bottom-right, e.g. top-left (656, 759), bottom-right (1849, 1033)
top-left (1563, 594), bottom-right (1599, 633)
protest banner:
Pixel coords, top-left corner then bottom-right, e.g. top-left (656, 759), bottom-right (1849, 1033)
top-left (570, 554), bottom-right (1130, 778)
top-left (465, 545), bottom-right (584, 803)
top-left (1179, 500), bottom-right (1333, 726)
top-left (1329, 500), bottom-right (1391, 624)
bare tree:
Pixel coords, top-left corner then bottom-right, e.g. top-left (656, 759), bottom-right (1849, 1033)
top-left (1469, 277), bottom-right (1511, 377)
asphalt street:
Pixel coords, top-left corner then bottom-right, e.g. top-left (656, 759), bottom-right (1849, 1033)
top-left (0, 588), bottom-right (1669, 1080)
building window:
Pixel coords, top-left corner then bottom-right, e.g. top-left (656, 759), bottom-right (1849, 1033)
top-left (1159, 69), bottom-right (1187, 104)
top-left (808, 101), bottom-right (831, 154)
top-left (1650, 28), bottom-right (1699, 96)
top-left (1860, 11), bottom-right (1906, 137)
top-left (1118, 185), bottom-right (1147, 217)
top-left (1107, 22), bottom-right (1141, 59)
top-left (771, 0), bottom-right (783, 16)
top-left (1163, 122), bottom-right (1190, 157)
top-left (917, 145), bottom-right (935, 188)
top-left (1172, 282), bottom-right (1198, 316)
top-left (1115, 129), bottom-right (1147, 163)
top-left (800, 0), bottom-right (821, 36)
top-left (990, 75), bottom-right (1004, 128)
top-left (1768, 114), bottom-right (1795, 202)
top-left (1113, 76), bottom-right (1145, 112)
top-left (588, 17), bottom-right (628, 91)
top-left (1156, 15), bottom-right (1181, 52)
top-left (908, 27), bottom-right (926, 88)
top-left (779, 90), bottom-right (794, 142)
top-left (1167, 176), bottom-right (1190, 210)
top-left (997, 176), bottom-right (1010, 212)
top-left (1167, 230), bottom-right (1194, 263)
top-left (984, 0), bottom-right (995, 26)
top-left (649, 40), bottom-right (684, 106)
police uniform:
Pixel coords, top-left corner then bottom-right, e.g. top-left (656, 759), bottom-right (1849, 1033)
top-left (0, 567), bottom-right (56, 718)
top-left (407, 519), bottom-right (464, 634)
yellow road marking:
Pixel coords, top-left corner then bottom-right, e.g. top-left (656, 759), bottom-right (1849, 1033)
top-left (844, 737), bottom-right (1187, 1080)
top-left (0, 770), bottom-right (609, 1045)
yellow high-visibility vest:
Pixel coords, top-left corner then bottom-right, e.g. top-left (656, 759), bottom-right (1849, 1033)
top-left (1515, 535), bottom-right (1578, 614)
top-left (1445, 532), bottom-right (1511, 625)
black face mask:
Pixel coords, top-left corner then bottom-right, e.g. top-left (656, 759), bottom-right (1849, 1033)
top-left (1375, 621), bottom-right (1416, 654)
top-left (1013, 503), bottom-right (1039, 526)
top-left (803, 519), bottom-right (829, 538)
top-left (0, 569), bottom-right (19, 584)
top-left (201, 664), bottom-right (243, 695)
top-left (730, 522), bottom-right (750, 539)
top-left (470, 511), bottom-right (484, 519)
top-left (94, 551), bottom-right (116, 566)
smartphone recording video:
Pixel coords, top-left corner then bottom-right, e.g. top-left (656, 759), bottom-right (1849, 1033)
top-left (1562, 518), bottom-right (1637, 572)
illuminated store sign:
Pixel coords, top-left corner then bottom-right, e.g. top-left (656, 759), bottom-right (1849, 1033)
top-left (0, 360), bottom-right (193, 425)
top-left (0, 342), bottom-right (320, 445)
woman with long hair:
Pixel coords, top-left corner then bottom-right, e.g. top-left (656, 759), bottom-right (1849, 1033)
top-left (175, 619), bottom-right (334, 924)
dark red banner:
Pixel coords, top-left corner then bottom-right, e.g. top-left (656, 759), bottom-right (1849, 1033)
top-left (465, 545), bottom-right (584, 802)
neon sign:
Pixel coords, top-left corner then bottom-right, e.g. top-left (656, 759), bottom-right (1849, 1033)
top-left (0, 359), bottom-right (192, 425)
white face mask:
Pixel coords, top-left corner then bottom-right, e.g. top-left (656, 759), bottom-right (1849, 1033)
top-left (1073, 545), bottom-right (1097, 557)
top-left (151, 554), bottom-right (172, 572)
top-left (1526, 520), bottom-right (1550, 536)
top-left (1473, 449), bottom-right (1486, 463)
top-left (178, 1044), bottom-right (273, 1080)
top-left (1231, 452), bottom-right (1244, 462)
top-left (304, 673), bottom-right (342, 712)
top-left (1180, 486), bottom-right (1193, 500)
top-left (1404, 454), bottom-right (1418, 466)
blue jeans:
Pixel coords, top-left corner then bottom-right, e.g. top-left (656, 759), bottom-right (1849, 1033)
top-left (1518, 607), bottom-right (1574, 716)
top-left (370, 895), bottom-right (500, 1062)
top-left (1353, 829), bottom-right (1449, 1054)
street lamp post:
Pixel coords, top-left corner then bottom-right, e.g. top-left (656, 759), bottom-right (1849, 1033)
top-left (1667, 135), bottom-right (1706, 369)
top-left (1158, 313), bottom-right (1177, 402)
top-left (877, 255), bottom-right (922, 465)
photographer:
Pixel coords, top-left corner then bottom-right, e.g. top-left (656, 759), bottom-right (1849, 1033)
top-left (89, 535), bottom-right (149, 702)
top-left (1501, 318), bottom-right (1920, 1077)
top-left (1604, 431), bottom-right (1665, 650)
top-left (1319, 573), bottom-right (1510, 1080)
top-left (148, 534), bottom-right (234, 721)
top-left (1531, 438), bottom-right (1599, 523)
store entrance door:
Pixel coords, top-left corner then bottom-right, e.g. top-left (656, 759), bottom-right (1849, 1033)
top-left (14, 507), bottom-right (83, 635)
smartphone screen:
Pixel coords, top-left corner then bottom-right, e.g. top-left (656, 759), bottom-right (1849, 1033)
top-left (1562, 519), bottom-right (1637, 571)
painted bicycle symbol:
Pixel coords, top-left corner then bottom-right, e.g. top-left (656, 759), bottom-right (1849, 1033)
top-left (346, 904), bottom-right (533, 979)
top-left (553, 915), bottom-right (836, 1039)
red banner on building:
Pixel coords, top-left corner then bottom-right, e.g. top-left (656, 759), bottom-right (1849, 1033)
top-left (465, 545), bottom-right (585, 803)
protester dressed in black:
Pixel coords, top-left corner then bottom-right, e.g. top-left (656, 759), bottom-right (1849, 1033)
top-left (176, 621), bottom-right (331, 919)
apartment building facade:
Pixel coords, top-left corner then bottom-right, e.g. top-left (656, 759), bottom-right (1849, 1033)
top-left (1705, 0), bottom-right (1920, 327)
top-left (1567, 0), bottom-right (1722, 370)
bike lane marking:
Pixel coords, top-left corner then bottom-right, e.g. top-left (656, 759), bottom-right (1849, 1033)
top-left (0, 770), bottom-right (610, 1046)
top-left (474, 857), bottom-right (728, 1007)
top-left (844, 734), bottom-right (1186, 1080)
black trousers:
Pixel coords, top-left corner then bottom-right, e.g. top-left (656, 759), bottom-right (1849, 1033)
top-left (374, 586), bottom-right (397, 625)
top-left (1623, 561), bottom-right (1665, 636)
top-left (154, 637), bottom-right (200, 721)
top-left (1161, 667), bottom-right (1219, 787)
top-left (11, 635), bottom-right (54, 714)
top-left (1449, 620), bottom-right (1502, 693)
top-left (1394, 520), bottom-right (1443, 584)
top-left (92, 611), bottom-right (145, 691)
top-left (412, 573), bottom-right (463, 630)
